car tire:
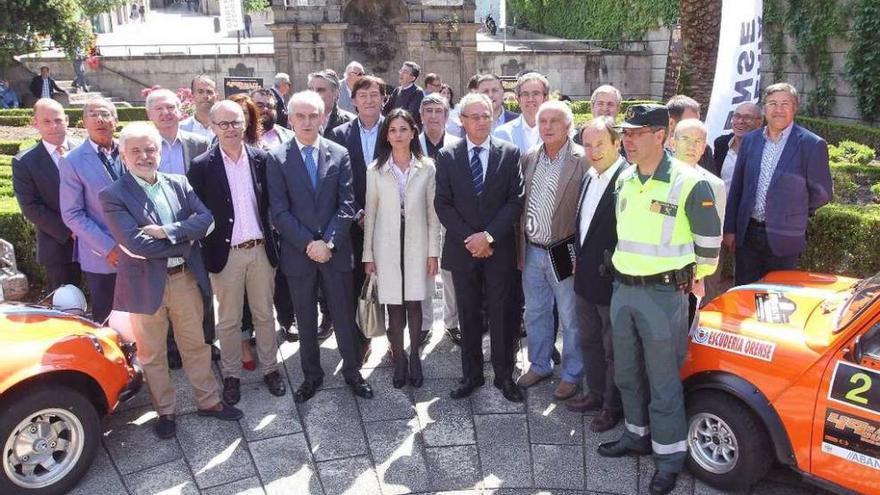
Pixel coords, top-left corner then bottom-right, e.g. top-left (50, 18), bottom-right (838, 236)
top-left (0, 385), bottom-right (101, 495)
top-left (686, 391), bottom-right (773, 491)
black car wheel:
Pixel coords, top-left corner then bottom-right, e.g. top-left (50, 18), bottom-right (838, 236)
top-left (686, 391), bottom-right (773, 491)
top-left (1, 385), bottom-right (100, 495)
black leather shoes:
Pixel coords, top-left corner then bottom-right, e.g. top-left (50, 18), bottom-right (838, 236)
top-left (154, 415), bottom-right (176, 439)
top-left (282, 325), bottom-right (299, 343)
top-left (264, 370), bottom-right (286, 397)
top-left (347, 376), bottom-right (374, 399)
top-left (597, 439), bottom-right (652, 458)
top-left (317, 318), bottom-right (334, 341)
top-left (222, 377), bottom-right (241, 405)
top-left (293, 379), bottom-right (322, 403)
top-left (450, 376), bottom-right (485, 399)
top-left (494, 378), bottom-right (524, 403)
top-left (392, 352), bottom-right (408, 389)
top-left (445, 327), bottom-right (462, 346)
top-left (167, 349), bottom-right (182, 370)
top-left (649, 470), bottom-right (678, 495)
top-left (197, 402), bottom-right (243, 421)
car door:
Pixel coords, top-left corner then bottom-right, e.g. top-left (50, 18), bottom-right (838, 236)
top-left (810, 321), bottom-right (880, 494)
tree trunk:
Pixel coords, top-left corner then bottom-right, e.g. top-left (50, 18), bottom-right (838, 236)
top-left (678, 0), bottom-right (722, 109)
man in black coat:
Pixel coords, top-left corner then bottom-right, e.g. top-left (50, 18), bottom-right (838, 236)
top-left (29, 67), bottom-right (66, 101)
top-left (567, 117), bottom-right (627, 433)
top-left (382, 61), bottom-right (425, 127)
top-left (12, 98), bottom-right (81, 291)
top-left (434, 92), bottom-right (525, 403)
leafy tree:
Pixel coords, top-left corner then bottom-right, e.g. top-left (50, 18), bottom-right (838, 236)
top-left (243, 0), bottom-right (269, 14)
top-left (0, 0), bottom-right (124, 63)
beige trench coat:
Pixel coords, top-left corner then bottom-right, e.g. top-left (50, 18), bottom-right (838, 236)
top-left (362, 156), bottom-right (441, 305)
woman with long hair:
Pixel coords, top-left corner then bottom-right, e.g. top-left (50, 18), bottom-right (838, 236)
top-left (362, 108), bottom-right (441, 388)
top-left (229, 93), bottom-right (262, 146)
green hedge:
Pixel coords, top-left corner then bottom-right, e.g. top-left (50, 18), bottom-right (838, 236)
top-left (0, 210), bottom-right (44, 292)
top-left (798, 116), bottom-right (880, 155)
top-left (803, 204), bottom-right (880, 276)
top-left (0, 116), bottom-right (32, 127)
top-left (0, 107), bottom-right (148, 127)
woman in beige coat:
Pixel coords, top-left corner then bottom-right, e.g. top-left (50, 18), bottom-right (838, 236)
top-left (363, 109), bottom-right (441, 389)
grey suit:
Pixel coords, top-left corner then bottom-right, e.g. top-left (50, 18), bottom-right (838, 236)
top-left (179, 130), bottom-right (210, 173)
top-left (12, 138), bottom-right (82, 290)
top-left (266, 137), bottom-right (363, 383)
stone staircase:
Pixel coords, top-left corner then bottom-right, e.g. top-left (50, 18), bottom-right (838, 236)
top-left (54, 79), bottom-right (132, 108)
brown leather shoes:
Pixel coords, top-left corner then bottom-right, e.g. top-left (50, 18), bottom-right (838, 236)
top-left (553, 381), bottom-right (578, 400)
top-left (516, 369), bottom-right (551, 388)
top-left (590, 408), bottom-right (622, 432)
top-left (566, 393), bottom-right (603, 412)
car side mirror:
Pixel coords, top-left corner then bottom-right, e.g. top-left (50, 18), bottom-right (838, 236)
top-left (848, 335), bottom-right (864, 363)
top-left (848, 323), bottom-right (880, 363)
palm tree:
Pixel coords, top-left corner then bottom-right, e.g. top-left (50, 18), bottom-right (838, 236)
top-left (677, 0), bottom-right (722, 107)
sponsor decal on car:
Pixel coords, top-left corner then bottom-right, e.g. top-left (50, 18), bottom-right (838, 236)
top-left (754, 292), bottom-right (797, 324)
top-left (828, 361), bottom-right (880, 415)
top-left (822, 408), bottom-right (880, 471)
top-left (690, 326), bottom-right (776, 362)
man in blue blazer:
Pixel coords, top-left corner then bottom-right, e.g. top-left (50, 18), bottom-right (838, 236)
top-left (100, 123), bottom-right (242, 439)
top-left (267, 90), bottom-right (374, 403)
top-left (723, 83), bottom-right (833, 286)
top-left (60, 97), bottom-right (125, 324)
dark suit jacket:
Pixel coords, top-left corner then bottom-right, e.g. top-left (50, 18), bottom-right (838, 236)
top-left (29, 76), bottom-right (64, 99)
top-left (270, 87), bottom-right (289, 129)
top-left (187, 144), bottom-right (278, 273)
top-left (324, 105), bottom-right (355, 136)
top-left (12, 139), bottom-right (81, 265)
top-left (382, 84), bottom-right (425, 126)
top-left (434, 136), bottom-right (524, 272)
top-left (99, 173), bottom-right (213, 315)
top-left (327, 117), bottom-right (384, 213)
top-left (501, 109), bottom-right (519, 124)
top-left (573, 161), bottom-right (626, 305)
top-left (724, 124), bottom-right (833, 257)
top-left (712, 133), bottom-right (734, 177)
top-left (266, 137), bottom-right (355, 277)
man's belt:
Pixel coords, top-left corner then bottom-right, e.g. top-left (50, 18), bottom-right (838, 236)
top-left (232, 238), bottom-right (264, 250)
top-left (167, 263), bottom-right (188, 276)
top-left (613, 264), bottom-right (695, 288)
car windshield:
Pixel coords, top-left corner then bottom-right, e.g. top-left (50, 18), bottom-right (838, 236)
top-left (835, 272), bottom-right (880, 332)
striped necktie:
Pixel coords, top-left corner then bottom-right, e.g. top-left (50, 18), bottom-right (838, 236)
top-left (470, 146), bottom-right (484, 196)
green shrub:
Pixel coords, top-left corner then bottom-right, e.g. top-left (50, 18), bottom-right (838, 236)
top-left (0, 109), bottom-right (33, 116)
top-left (0, 116), bottom-right (32, 126)
top-left (797, 116), bottom-right (880, 155)
top-left (0, 141), bottom-right (23, 155)
top-left (871, 182), bottom-right (880, 201)
top-left (0, 107), bottom-right (148, 127)
top-left (0, 209), bottom-right (44, 292)
top-left (829, 140), bottom-right (875, 166)
top-left (568, 99), bottom-right (661, 115)
top-left (803, 204), bottom-right (880, 276)
top-left (0, 155), bottom-right (11, 167)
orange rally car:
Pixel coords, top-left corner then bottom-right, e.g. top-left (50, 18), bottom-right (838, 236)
top-left (682, 270), bottom-right (880, 494)
top-left (0, 303), bottom-right (142, 495)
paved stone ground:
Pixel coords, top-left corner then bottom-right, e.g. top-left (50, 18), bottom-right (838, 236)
top-left (65, 293), bottom-right (833, 495)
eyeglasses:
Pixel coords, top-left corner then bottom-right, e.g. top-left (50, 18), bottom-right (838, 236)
top-left (517, 90), bottom-right (546, 99)
top-left (461, 113), bottom-right (492, 122)
top-left (87, 111), bottom-right (115, 120)
top-left (732, 113), bottom-right (759, 122)
top-left (212, 120), bottom-right (244, 130)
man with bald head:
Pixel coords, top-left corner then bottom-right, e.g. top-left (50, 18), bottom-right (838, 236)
top-left (100, 122), bottom-right (242, 439)
top-left (188, 101), bottom-right (284, 404)
top-left (13, 98), bottom-right (82, 291)
top-left (713, 102), bottom-right (762, 192)
top-left (60, 97), bottom-right (124, 324)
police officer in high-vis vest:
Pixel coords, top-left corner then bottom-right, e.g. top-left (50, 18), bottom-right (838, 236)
top-left (597, 104), bottom-right (721, 495)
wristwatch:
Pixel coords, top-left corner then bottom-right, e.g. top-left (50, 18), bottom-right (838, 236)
top-left (483, 231), bottom-right (494, 244)
top-left (326, 239), bottom-right (335, 251)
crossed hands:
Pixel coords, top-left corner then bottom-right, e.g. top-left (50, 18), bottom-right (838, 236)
top-left (307, 240), bottom-right (332, 263)
top-left (465, 232), bottom-right (493, 258)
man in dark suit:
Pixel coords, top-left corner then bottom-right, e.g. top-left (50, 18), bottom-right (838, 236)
top-left (567, 117), bottom-right (626, 433)
top-left (307, 69), bottom-right (355, 136)
top-left (383, 61), bottom-right (425, 127)
top-left (29, 66), bottom-right (66, 101)
top-left (267, 90), bottom-right (374, 403)
top-left (100, 122), bottom-right (242, 439)
top-left (328, 75), bottom-right (386, 356)
top-left (434, 92), bottom-right (525, 403)
top-left (712, 102), bottom-right (762, 193)
top-left (60, 97), bottom-right (125, 324)
top-left (270, 73), bottom-right (291, 129)
top-left (724, 83), bottom-right (833, 286)
top-left (476, 74), bottom-right (519, 131)
top-left (12, 98), bottom-right (81, 291)
top-left (188, 100), bottom-right (285, 404)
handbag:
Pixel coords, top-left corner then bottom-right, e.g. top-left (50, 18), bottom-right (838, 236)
top-left (357, 274), bottom-right (386, 338)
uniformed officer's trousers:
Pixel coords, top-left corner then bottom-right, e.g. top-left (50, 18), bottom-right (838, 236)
top-left (609, 281), bottom-right (689, 473)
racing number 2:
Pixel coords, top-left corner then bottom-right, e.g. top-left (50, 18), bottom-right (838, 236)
top-left (830, 361), bottom-right (880, 414)
top-left (846, 373), bottom-right (873, 405)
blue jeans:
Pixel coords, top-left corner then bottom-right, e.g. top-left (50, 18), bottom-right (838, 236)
top-left (523, 243), bottom-right (583, 383)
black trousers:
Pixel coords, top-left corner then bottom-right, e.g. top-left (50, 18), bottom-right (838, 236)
top-left (734, 220), bottom-right (800, 286)
top-left (84, 271), bottom-right (115, 324)
top-left (287, 268), bottom-right (362, 383)
top-left (45, 262), bottom-right (81, 292)
top-left (452, 264), bottom-right (516, 381)
top-left (577, 296), bottom-right (620, 410)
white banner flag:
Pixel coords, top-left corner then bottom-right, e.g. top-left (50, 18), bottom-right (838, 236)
top-left (705, 0), bottom-right (763, 146)
top-left (219, 0), bottom-right (245, 33)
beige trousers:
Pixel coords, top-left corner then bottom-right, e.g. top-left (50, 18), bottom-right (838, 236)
top-left (210, 245), bottom-right (279, 378)
top-left (132, 270), bottom-right (220, 415)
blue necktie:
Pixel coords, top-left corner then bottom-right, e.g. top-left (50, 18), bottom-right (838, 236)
top-left (303, 146), bottom-right (318, 190)
top-left (470, 146), bottom-right (484, 196)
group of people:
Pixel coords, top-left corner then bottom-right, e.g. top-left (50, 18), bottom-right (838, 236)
top-left (11, 57), bottom-right (833, 494)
